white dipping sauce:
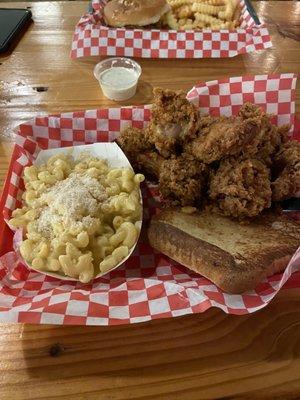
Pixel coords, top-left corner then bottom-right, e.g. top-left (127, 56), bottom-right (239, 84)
top-left (100, 67), bottom-right (137, 88)
top-left (98, 67), bottom-right (139, 101)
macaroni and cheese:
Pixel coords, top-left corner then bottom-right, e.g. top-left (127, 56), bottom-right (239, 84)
top-left (9, 152), bottom-right (144, 283)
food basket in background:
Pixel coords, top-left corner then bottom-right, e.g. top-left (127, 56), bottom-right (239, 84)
top-left (0, 73), bottom-right (299, 326)
top-left (71, 0), bottom-right (272, 59)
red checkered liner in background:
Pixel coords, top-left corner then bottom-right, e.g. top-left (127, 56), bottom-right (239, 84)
top-left (70, 0), bottom-right (272, 59)
top-left (187, 73), bottom-right (298, 128)
top-left (0, 74), bottom-right (299, 326)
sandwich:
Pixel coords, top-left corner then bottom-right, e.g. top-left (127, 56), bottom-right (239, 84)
top-left (104, 0), bottom-right (171, 28)
top-left (148, 209), bottom-right (300, 294)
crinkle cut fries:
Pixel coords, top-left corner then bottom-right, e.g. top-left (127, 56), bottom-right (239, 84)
top-left (162, 0), bottom-right (241, 30)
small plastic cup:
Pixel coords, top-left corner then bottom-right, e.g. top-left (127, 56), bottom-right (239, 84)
top-left (94, 57), bottom-right (142, 101)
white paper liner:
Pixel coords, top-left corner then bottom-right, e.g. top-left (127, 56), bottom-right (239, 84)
top-left (8, 143), bottom-right (143, 282)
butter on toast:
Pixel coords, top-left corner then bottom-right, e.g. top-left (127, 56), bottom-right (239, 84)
top-left (148, 209), bottom-right (300, 293)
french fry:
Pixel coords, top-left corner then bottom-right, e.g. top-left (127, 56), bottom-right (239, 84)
top-left (192, 3), bottom-right (225, 16)
top-left (232, 2), bottom-right (241, 26)
top-left (211, 22), bottom-right (225, 29)
top-left (199, 0), bottom-right (226, 6)
top-left (227, 20), bottom-right (236, 28)
top-left (180, 19), bottom-right (203, 30)
top-left (211, 20), bottom-right (235, 29)
top-left (218, 0), bottom-right (236, 21)
top-left (167, 0), bottom-right (192, 8)
top-left (166, 0), bottom-right (241, 30)
top-left (166, 11), bottom-right (180, 29)
top-left (179, 23), bottom-right (194, 30)
top-left (192, 20), bottom-right (205, 29)
top-left (178, 18), bottom-right (187, 26)
top-left (194, 12), bottom-right (223, 26)
top-left (177, 5), bottom-right (194, 18)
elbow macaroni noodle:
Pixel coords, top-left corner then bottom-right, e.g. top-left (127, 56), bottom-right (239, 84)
top-left (9, 152), bottom-right (144, 283)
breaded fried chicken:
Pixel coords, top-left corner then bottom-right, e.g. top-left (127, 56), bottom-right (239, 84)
top-left (117, 126), bottom-right (153, 157)
top-left (238, 103), bottom-right (290, 165)
top-left (271, 140), bottom-right (300, 201)
top-left (238, 102), bottom-right (263, 120)
top-left (117, 92), bottom-right (298, 220)
top-left (186, 103), bottom-right (290, 166)
top-left (184, 115), bottom-right (260, 164)
top-left (209, 157), bottom-right (272, 218)
top-left (254, 120), bottom-right (290, 165)
top-left (135, 151), bottom-right (165, 179)
top-left (159, 153), bottom-right (207, 206)
top-left (148, 88), bottom-right (199, 157)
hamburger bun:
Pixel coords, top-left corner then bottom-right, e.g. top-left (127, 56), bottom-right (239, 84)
top-left (104, 0), bottom-right (171, 27)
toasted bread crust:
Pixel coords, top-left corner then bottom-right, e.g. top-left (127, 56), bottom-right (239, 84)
top-left (148, 210), bottom-right (300, 293)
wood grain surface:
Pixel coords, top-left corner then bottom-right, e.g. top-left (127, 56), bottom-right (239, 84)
top-left (0, 2), bottom-right (300, 399)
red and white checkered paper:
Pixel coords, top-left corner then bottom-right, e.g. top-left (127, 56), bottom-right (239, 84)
top-left (0, 73), bottom-right (299, 326)
top-left (70, 0), bottom-right (272, 59)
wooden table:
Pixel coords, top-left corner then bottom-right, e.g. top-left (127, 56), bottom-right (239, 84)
top-left (0, 2), bottom-right (300, 399)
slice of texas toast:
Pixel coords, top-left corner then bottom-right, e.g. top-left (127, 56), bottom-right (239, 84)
top-left (148, 209), bottom-right (300, 293)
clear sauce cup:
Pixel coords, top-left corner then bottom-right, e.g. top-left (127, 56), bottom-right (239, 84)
top-left (94, 57), bottom-right (142, 101)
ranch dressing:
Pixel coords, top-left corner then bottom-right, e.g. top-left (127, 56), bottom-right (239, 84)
top-left (95, 64), bottom-right (140, 101)
top-left (100, 67), bottom-right (137, 88)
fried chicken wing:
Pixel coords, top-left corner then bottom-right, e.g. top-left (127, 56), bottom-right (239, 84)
top-left (271, 140), bottom-right (300, 201)
top-left (185, 103), bottom-right (290, 166)
top-left (159, 153), bottom-right (208, 206)
top-left (116, 125), bottom-right (155, 172)
top-left (238, 103), bottom-right (290, 165)
top-left (209, 157), bottom-right (272, 218)
top-left (184, 115), bottom-right (261, 164)
top-left (116, 126), bottom-right (153, 159)
top-left (117, 91), bottom-right (298, 220)
top-left (135, 151), bottom-right (165, 179)
top-left (237, 102), bottom-right (263, 120)
top-left (254, 120), bottom-right (290, 165)
top-left (148, 88), bottom-right (199, 157)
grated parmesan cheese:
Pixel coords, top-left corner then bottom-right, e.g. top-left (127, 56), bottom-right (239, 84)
top-left (36, 174), bottom-right (107, 238)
